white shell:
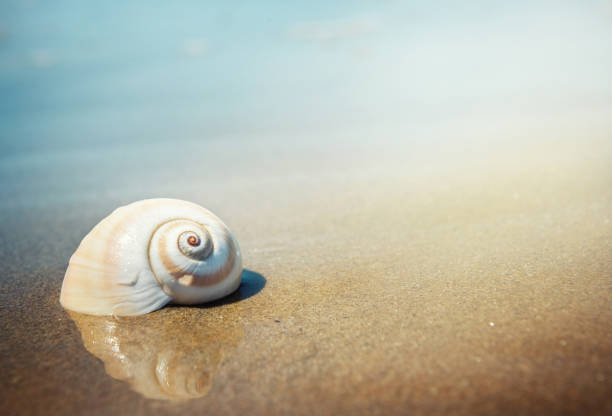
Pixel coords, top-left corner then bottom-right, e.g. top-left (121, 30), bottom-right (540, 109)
top-left (60, 198), bottom-right (242, 316)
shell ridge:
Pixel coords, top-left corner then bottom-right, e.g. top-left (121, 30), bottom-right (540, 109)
top-left (116, 272), bottom-right (140, 287)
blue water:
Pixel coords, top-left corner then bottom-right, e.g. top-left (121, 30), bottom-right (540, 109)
top-left (1, 1), bottom-right (611, 209)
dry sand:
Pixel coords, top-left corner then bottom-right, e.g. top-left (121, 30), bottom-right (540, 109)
top-left (1, 136), bottom-right (611, 415)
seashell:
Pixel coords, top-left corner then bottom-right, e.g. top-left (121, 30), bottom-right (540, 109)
top-left (60, 198), bottom-right (242, 316)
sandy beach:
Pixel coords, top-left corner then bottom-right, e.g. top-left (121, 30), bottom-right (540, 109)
top-left (1, 133), bottom-right (611, 415)
top-left (2, 2), bottom-right (612, 415)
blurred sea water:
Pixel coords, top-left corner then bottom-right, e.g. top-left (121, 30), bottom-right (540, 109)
top-left (0, 1), bottom-right (611, 210)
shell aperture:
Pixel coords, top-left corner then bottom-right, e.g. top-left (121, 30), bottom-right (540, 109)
top-left (60, 199), bottom-right (243, 316)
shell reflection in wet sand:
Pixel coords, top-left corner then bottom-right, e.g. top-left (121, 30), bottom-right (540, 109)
top-left (69, 306), bottom-right (244, 400)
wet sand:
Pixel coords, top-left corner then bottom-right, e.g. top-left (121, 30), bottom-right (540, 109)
top-left (1, 135), bottom-right (611, 415)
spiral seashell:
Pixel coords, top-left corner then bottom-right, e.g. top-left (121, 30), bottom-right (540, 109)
top-left (60, 198), bottom-right (242, 316)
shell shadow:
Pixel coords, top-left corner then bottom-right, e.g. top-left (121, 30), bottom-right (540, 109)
top-left (192, 268), bottom-right (266, 309)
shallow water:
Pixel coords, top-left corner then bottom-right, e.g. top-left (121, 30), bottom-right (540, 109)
top-left (2, 2), bottom-right (612, 415)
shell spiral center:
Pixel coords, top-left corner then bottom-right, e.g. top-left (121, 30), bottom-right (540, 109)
top-left (178, 229), bottom-right (213, 260)
top-left (147, 215), bottom-right (240, 304)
